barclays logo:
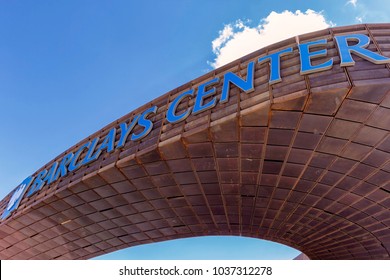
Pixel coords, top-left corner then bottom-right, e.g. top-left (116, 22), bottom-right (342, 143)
top-left (1, 176), bottom-right (33, 220)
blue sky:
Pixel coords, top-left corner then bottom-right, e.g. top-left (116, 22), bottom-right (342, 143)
top-left (0, 0), bottom-right (389, 260)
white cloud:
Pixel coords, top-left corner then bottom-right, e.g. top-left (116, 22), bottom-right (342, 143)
top-left (209, 10), bottom-right (333, 68)
top-left (346, 0), bottom-right (358, 7)
top-left (212, 24), bottom-right (234, 54)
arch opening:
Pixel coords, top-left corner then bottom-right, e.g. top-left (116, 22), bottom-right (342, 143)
top-left (92, 236), bottom-right (303, 260)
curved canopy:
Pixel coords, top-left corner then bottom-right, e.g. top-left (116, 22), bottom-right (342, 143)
top-left (0, 23), bottom-right (389, 260)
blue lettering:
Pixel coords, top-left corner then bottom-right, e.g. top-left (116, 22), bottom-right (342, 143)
top-left (27, 169), bottom-right (48, 197)
top-left (220, 61), bottom-right (255, 104)
top-left (68, 142), bottom-right (90, 172)
top-left (192, 78), bottom-right (219, 115)
top-left (299, 39), bottom-right (333, 75)
top-left (258, 47), bottom-right (293, 84)
top-left (45, 162), bottom-right (59, 184)
top-left (131, 106), bottom-right (158, 141)
top-left (51, 153), bottom-right (74, 182)
top-left (335, 34), bottom-right (390, 67)
top-left (116, 115), bottom-right (140, 148)
top-left (88, 128), bottom-right (117, 161)
top-left (166, 90), bottom-right (194, 123)
top-left (81, 137), bottom-right (100, 165)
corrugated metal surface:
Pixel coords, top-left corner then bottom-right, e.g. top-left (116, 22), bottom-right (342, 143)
top-left (0, 24), bottom-right (389, 260)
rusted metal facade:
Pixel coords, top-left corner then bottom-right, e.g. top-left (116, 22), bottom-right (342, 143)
top-left (0, 24), bottom-right (389, 259)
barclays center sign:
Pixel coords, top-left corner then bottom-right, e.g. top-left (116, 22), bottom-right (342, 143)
top-left (2, 33), bottom-right (390, 221)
